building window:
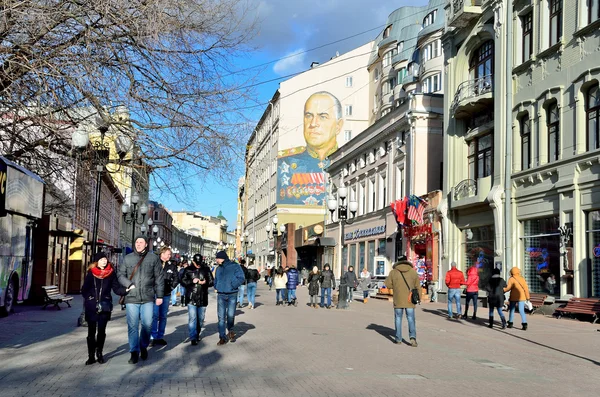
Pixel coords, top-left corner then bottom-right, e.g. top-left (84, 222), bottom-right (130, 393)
top-left (397, 41), bottom-right (404, 53)
top-left (381, 108), bottom-right (391, 117)
top-left (421, 40), bottom-right (441, 63)
top-left (587, 84), bottom-right (600, 151)
top-left (423, 10), bottom-right (437, 27)
top-left (520, 114), bottom-right (531, 170)
top-left (588, 211), bottom-right (600, 296)
top-left (359, 181), bottom-right (366, 215)
top-left (344, 130), bottom-right (352, 142)
top-left (522, 12), bottom-right (533, 62)
top-left (469, 40), bottom-right (494, 82)
top-left (373, 93), bottom-right (378, 111)
top-left (589, 0), bottom-right (600, 24)
top-left (378, 173), bottom-right (386, 210)
top-left (549, 0), bottom-right (563, 46)
top-left (396, 166), bottom-right (404, 200)
top-left (345, 105), bottom-right (353, 116)
top-left (422, 73), bottom-right (442, 93)
top-left (369, 178), bottom-right (376, 212)
top-left (383, 50), bottom-right (393, 67)
top-left (345, 76), bottom-right (353, 87)
top-left (547, 102), bottom-right (560, 161)
top-left (462, 225), bottom-right (495, 288)
top-left (468, 134), bottom-right (493, 179)
top-left (154, 211), bottom-right (159, 221)
top-left (374, 68), bottom-right (379, 82)
top-left (397, 68), bottom-right (407, 82)
top-left (522, 216), bottom-right (561, 294)
top-left (383, 25), bottom-right (392, 39)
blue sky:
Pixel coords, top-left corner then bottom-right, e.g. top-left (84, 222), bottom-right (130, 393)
top-left (154, 0), bottom-right (428, 229)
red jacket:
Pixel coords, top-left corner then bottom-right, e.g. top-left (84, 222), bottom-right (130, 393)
top-left (445, 267), bottom-right (465, 289)
top-left (465, 266), bottom-right (479, 292)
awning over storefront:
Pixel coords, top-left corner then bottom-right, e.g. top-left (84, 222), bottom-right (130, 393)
top-left (303, 237), bottom-right (337, 247)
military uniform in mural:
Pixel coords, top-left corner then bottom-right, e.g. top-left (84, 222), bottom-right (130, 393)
top-left (277, 144), bottom-right (337, 206)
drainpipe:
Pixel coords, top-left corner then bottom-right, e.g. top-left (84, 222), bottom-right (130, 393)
top-left (267, 102), bottom-right (273, 266)
top-left (504, 0), bottom-right (513, 278)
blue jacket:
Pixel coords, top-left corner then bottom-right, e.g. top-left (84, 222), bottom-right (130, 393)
top-left (286, 268), bottom-right (300, 290)
top-left (214, 260), bottom-right (245, 294)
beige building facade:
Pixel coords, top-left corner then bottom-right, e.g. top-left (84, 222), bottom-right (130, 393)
top-left (442, 0), bottom-right (600, 297)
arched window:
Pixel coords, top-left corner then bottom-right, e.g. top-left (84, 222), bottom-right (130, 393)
top-left (547, 102), bottom-right (559, 161)
top-left (469, 40), bottom-right (494, 80)
top-left (520, 114), bottom-right (531, 170)
top-left (587, 83), bottom-right (600, 151)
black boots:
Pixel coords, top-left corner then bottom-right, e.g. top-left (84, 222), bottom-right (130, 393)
top-left (522, 323), bottom-right (528, 331)
top-left (128, 352), bottom-right (139, 364)
top-left (85, 337), bottom-right (96, 365)
top-left (488, 317), bottom-right (494, 328)
top-left (507, 321), bottom-right (513, 328)
top-left (96, 333), bottom-right (106, 364)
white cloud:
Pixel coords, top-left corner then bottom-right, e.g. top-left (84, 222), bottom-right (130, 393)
top-left (272, 48), bottom-right (307, 75)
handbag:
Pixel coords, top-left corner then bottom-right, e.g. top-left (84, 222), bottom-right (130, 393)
top-left (515, 278), bottom-right (532, 311)
top-left (94, 278), bottom-right (113, 313)
top-left (399, 270), bottom-right (420, 305)
top-left (119, 253), bottom-right (147, 305)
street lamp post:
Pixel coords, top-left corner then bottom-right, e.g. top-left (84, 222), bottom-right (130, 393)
top-left (121, 191), bottom-right (148, 249)
top-left (268, 216), bottom-right (285, 268)
top-left (327, 184), bottom-right (358, 310)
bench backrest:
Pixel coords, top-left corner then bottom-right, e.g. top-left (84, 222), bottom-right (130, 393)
top-left (42, 286), bottom-right (60, 296)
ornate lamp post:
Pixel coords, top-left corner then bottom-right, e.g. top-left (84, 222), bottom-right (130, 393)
top-left (327, 183), bottom-right (358, 309)
top-left (121, 191), bottom-right (148, 249)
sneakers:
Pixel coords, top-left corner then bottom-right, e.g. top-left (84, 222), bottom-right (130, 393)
top-left (217, 338), bottom-right (227, 346)
top-left (128, 352), bottom-right (139, 364)
top-left (248, 304), bottom-right (253, 310)
top-left (410, 338), bottom-right (418, 347)
top-left (191, 339), bottom-right (198, 346)
top-left (140, 348), bottom-right (148, 360)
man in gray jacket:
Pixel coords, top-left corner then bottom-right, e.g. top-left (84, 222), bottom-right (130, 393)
top-left (118, 235), bottom-right (164, 364)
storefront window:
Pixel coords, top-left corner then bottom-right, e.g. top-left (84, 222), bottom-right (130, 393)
top-left (462, 225), bottom-right (495, 289)
top-left (368, 241), bottom-right (375, 274)
top-left (378, 239), bottom-right (386, 257)
top-left (522, 216), bottom-right (560, 294)
top-left (588, 211), bottom-right (600, 297)
top-left (359, 242), bottom-right (365, 271)
top-left (349, 244), bottom-right (356, 272)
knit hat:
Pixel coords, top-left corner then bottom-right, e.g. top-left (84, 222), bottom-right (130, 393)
top-left (215, 251), bottom-right (229, 260)
top-left (93, 251), bottom-right (107, 263)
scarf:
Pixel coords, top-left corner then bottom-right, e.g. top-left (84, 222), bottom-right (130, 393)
top-left (91, 263), bottom-right (114, 279)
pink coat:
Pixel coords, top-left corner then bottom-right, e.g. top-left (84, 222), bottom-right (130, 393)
top-left (465, 267), bottom-right (479, 293)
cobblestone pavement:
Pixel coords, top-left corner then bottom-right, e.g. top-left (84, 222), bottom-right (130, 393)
top-left (0, 284), bottom-right (599, 397)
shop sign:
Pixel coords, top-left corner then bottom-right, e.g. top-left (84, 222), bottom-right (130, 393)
top-left (345, 225), bottom-right (385, 241)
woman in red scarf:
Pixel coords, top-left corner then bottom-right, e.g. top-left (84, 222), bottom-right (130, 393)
top-left (81, 252), bottom-right (127, 365)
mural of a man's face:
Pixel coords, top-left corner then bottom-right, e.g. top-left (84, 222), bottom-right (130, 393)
top-left (303, 93), bottom-right (343, 152)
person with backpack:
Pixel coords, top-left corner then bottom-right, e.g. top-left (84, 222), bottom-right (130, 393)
top-left (504, 267), bottom-right (531, 330)
top-left (485, 267), bottom-right (507, 329)
top-left (246, 264), bottom-right (260, 310)
top-left (384, 257), bottom-right (420, 347)
top-left (463, 265), bottom-right (480, 320)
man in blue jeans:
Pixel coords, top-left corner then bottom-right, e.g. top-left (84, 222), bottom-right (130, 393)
top-left (151, 247), bottom-right (179, 346)
top-left (181, 254), bottom-right (213, 345)
top-left (117, 235), bottom-right (164, 364)
top-left (445, 261), bottom-right (465, 319)
top-left (384, 257), bottom-right (420, 347)
top-left (237, 259), bottom-right (248, 308)
top-left (214, 251), bottom-right (245, 346)
top-left (319, 264), bottom-right (336, 308)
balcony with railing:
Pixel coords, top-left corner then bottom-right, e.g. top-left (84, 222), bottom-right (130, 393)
top-left (446, 0), bottom-right (483, 28)
top-left (450, 74), bottom-right (493, 119)
top-left (450, 176), bottom-right (491, 209)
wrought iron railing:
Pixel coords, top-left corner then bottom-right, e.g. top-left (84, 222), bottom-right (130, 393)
top-left (450, 74), bottom-right (493, 113)
top-left (452, 179), bottom-right (477, 201)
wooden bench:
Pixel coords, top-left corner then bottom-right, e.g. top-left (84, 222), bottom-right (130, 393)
top-left (41, 286), bottom-right (73, 310)
top-left (554, 297), bottom-right (600, 323)
top-left (528, 293), bottom-right (548, 314)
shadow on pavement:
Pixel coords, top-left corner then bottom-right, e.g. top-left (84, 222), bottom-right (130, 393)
top-left (366, 323), bottom-right (395, 344)
top-left (421, 308), bottom-right (469, 325)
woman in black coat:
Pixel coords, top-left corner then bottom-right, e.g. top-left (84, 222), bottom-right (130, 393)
top-left (485, 268), bottom-right (507, 329)
top-left (81, 252), bottom-right (127, 365)
top-left (307, 266), bottom-right (321, 308)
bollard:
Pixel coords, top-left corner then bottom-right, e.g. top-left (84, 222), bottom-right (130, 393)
top-left (337, 282), bottom-right (349, 309)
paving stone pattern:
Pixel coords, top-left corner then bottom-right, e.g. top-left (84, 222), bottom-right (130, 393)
top-left (0, 284), bottom-right (599, 397)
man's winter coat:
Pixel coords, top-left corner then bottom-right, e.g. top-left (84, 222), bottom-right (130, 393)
top-left (181, 264), bottom-right (214, 306)
top-left (504, 267), bottom-right (531, 302)
top-left (286, 267), bottom-right (300, 290)
top-left (486, 274), bottom-right (507, 308)
top-left (214, 260), bottom-right (245, 294)
top-left (162, 260), bottom-right (180, 296)
top-left (307, 272), bottom-right (320, 296)
top-left (445, 267), bottom-right (465, 289)
top-left (118, 246), bottom-right (164, 304)
top-left (385, 261), bottom-right (420, 309)
top-left (465, 266), bottom-right (480, 293)
top-left (342, 270), bottom-right (358, 288)
top-left (319, 269), bottom-right (336, 289)
top-left (81, 265), bottom-right (126, 322)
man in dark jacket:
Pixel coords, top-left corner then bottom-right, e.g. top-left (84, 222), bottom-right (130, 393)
top-left (150, 246), bottom-right (179, 346)
top-left (385, 258), bottom-right (420, 347)
top-left (319, 263), bottom-right (336, 308)
top-left (214, 251), bottom-right (245, 346)
top-left (117, 235), bottom-right (164, 364)
top-left (181, 254), bottom-right (214, 345)
top-left (286, 265), bottom-right (300, 306)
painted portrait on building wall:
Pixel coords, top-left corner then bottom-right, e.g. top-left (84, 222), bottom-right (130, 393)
top-left (277, 91), bottom-right (343, 206)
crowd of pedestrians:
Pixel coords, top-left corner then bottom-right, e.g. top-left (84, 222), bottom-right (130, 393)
top-left (82, 241), bottom-right (533, 364)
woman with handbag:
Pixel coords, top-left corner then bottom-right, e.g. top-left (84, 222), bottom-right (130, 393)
top-left (81, 252), bottom-right (127, 365)
top-left (503, 267), bottom-right (531, 330)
